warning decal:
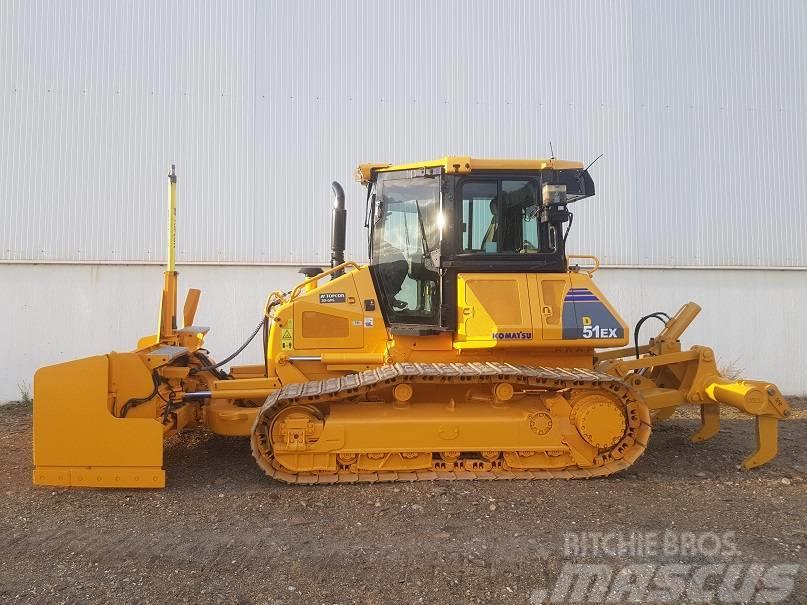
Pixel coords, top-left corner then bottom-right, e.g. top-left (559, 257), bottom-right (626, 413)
top-left (280, 320), bottom-right (293, 350)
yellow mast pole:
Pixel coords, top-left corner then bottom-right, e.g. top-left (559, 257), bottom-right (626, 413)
top-left (159, 165), bottom-right (178, 339)
top-left (167, 164), bottom-right (177, 273)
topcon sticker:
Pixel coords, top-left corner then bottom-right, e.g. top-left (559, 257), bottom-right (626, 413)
top-left (320, 293), bottom-right (346, 304)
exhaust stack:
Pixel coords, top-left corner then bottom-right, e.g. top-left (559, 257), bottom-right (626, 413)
top-left (330, 181), bottom-right (346, 278)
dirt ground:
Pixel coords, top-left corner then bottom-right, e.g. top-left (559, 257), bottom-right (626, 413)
top-left (1, 400), bottom-right (806, 604)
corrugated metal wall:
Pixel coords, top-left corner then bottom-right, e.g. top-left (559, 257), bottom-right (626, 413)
top-left (2, 0), bottom-right (806, 267)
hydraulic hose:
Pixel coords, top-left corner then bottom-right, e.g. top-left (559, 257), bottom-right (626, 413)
top-left (190, 317), bottom-right (265, 374)
top-left (191, 297), bottom-right (283, 376)
top-left (633, 312), bottom-right (671, 359)
top-left (119, 370), bottom-right (162, 417)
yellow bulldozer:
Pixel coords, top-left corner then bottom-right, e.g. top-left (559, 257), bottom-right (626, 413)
top-left (33, 158), bottom-right (791, 488)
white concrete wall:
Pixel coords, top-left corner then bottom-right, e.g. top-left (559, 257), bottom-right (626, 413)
top-left (2, 264), bottom-right (804, 401)
top-left (1, 264), bottom-right (301, 402)
top-left (593, 268), bottom-right (806, 394)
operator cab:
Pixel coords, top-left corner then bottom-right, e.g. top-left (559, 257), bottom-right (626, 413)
top-left (357, 157), bottom-right (595, 334)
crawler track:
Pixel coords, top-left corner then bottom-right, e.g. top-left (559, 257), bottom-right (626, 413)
top-left (251, 362), bottom-right (651, 483)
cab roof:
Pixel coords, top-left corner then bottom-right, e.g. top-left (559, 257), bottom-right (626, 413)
top-left (355, 156), bottom-right (585, 185)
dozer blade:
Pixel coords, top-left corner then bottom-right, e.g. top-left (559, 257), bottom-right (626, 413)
top-left (33, 355), bottom-right (165, 488)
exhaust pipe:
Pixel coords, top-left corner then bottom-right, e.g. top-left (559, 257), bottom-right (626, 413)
top-left (330, 181), bottom-right (346, 278)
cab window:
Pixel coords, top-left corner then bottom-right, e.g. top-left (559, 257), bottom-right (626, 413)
top-left (503, 180), bottom-right (540, 251)
top-left (461, 179), bottom-right (540, 253)
top-left (461, 181), bottom-right (498, 252)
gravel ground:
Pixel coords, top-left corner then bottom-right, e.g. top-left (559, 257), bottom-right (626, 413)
top-left (1, 400), bottom-right (806, 604)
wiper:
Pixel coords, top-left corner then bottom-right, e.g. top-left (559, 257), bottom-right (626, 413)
top-left (414, 200), bottom-right (431, 255)
top-left (414, 200), bottom-right (439, 271)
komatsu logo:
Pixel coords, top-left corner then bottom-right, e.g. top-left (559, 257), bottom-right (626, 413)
top-left (492, 331), bottom-right (533, 340)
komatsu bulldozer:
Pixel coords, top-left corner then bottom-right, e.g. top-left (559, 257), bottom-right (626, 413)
top-left (33, 158), bottom-right (791, 488)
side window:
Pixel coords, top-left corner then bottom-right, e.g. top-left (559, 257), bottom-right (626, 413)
top-left (501, 180), bottom-right (539, 252)
top-left (461, 180), bottom-right (540, 253)
top-left (461, 181), bottom-right (498, 252)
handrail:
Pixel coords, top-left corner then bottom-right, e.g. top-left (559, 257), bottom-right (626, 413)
top-left (263, 290), bottom-right (287, 317)
top-left (567, 254), bottom-right (601, 275)
top-left (290, 261), bottom-right (361, 299)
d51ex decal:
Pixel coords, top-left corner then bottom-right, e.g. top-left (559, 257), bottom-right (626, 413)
top-left (581, 316), bottom-right (619, 339)
top-left (561, 288), bottom-right (624, 340)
